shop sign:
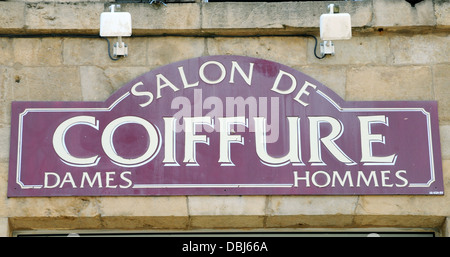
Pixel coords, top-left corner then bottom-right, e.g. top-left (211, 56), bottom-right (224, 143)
top-left (8, 55), bottom-right (444, 196)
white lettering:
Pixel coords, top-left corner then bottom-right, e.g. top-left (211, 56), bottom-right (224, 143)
top-left (311, 170), bottom-right (330, 188)
top-left (178, 66), bottom-right (199, 89)
top-left (381, 170), bottom-right (393, 187)
top-left (60, 172), bottom-right (76, 188)
top-left (293, 170), bottom-right (408, 188)
top-left (105, 171), bottom-right (117, 188)
top-left (271, 70), bottom-right (297, 95)
top-left (101, 116), bottom-right (161, 168)
top-left (119, 171), bottom-right (133, 188)
top-left (332, 170), bottom-right (354, 187)
top-left (293, 171), bottom-right (310, 187)
top-left (156, 73), bottom-right (179, 99)
top-left (359, 115), bottom-right (397, 165)
top-left (163, 117), bottom-right (179, 166)
top-left (53, 116), bottom-right (100, 167)
top-left (44, 171), bottom-right (133, 189)
top-left (395, 170), bottom-right (408, 187)
top-left (254, 117), bottom-right (303, 167)
top-left (293, 81), bottom-right (317, 107)
top-left (357, 170), bottom-right (379, 187)
top-left (309, 116), bottom-right (355, 165)
top-left (81, 172), bottom-right (102, 188)
top-left (229, 61), bottom-right (254, 86)
top-left (44, 172), bottom-right (60, 189)
top-left (199, 61), bottom-right (226, 85)
top-left (218, 117), bottom-right (247, 166)
top-left (131, 81), bottom-right (153, 107)
top-left (183, 116), bottom-right (214, 166)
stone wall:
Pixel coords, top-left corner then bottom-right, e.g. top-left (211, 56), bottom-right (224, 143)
top-left (0, 0), bottom-right (449, 236)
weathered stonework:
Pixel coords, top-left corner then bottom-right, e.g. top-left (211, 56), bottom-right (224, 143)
top-left (346, 65), bottom-right (434, 101)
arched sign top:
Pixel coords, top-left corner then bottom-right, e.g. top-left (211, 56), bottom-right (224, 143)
top-left (8, 55), bottom-right (444, 197)
top-left (106, 55), bottom-right (345, 113)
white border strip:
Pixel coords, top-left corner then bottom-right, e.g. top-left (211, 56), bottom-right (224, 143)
top-left (133, 184), bottom-right (293, 189)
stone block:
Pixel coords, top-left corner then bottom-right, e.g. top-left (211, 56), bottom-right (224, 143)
top-left (0, 126), bottom-right (10, 163)
top-left (63, 38), bottom-right (107, 65)
top-left (346, 0), bottom-right (374, 28)
top-left (206, 37), bottom-right (307, 67)
top-left (25, 2), bottom-right (103, 32)
top-left (202, 2), bottom-right (319, 30)
top-left (373, 0), bottom-right (435, 27)
top-left (444, 217), bottom-right (450, 237)
top-left (5, 67), bottom-right (82, 101)
top-left (0, 162), bottom-right (7, 216)
top-left (346, 65), bottom-right (433, 101)
top-left (9, 217), bottom-right (103, 231)
top-left (147, 37), bottom-right (205, 67)
top-left (5, 67), bottom-right (27, 102)
top-left (267, 196), bottom-right (358, 216)
top-left (353, 215), bottom-right (445, 228)
top-left (190, 215), bottom-right (264, 229)
top-left (440, 125), bottom-right (450, 160)
top-left (0, 39), bottom-right (14, 66)
top-left (98, 196), bottom-right (188, 217)
top-left (63, 37), bottom-right (147, 66)
top-left (8, 215), bottom-right (187, 232)
top-left (0, 67), bottom-right (12, 101)
top-left (389, 35), bottom-right (449, 65)
top-left (0, 2), bottom-right (25, 32)
top-left (307, 36), bottom-right (390, 65)
top-left (296, 65), bottom-right (347, 99)
top-left (103, 66), bottom-right (150, 92)
top-left (80, 66), bottom-right (150, 102)
top-left (0, 101), bottom-right (10, 127)
top-left (13, 38), bottom-right (63, 66)
top-left (356, 196), bottom-right (432, 216)
top-left (0, 217), bottom-right (9, 237)
top-left (355, 160), bottom-right (450, 217)
top-left (0, 67), bottom-right (10, 125)
top-left (80, 66), bottom-right (113, 102)
top-left (201, 1), bottom-right (372, 31)
top-left (434, 0), bottom-right (450, 27)
top-left (433, 64), bottom-right (450, 123)
top-left (101, 216), bottom-right (189, 230)
top-left (23, 2), bottom-right (200, 34)
top-left (266, 215), bottom-right (355, 228)
top-left (188, 196), bottom-right (266, 216)
top-left (125, 3), bottom-right (201, 33)
top-left (5, 197), bottom-right (100, 218)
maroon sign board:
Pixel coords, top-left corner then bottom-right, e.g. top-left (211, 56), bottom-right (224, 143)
top-left (8, 55), bottom-right (444, 196)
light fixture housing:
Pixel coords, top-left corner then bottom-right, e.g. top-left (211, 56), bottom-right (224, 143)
top-left (319, 4), bottom-right (352, 56)
top-left (320, 13), bottom-right (352, 41)
top-left (100, 5), bottom-right (132, 58)
top-left (100, 11), bottom-right (132, 37)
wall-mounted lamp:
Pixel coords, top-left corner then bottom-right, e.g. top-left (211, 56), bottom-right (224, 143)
top-left (319, 4), bottom-right (352, 56)
top-left (100, 5), bottom-right (132, 58)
